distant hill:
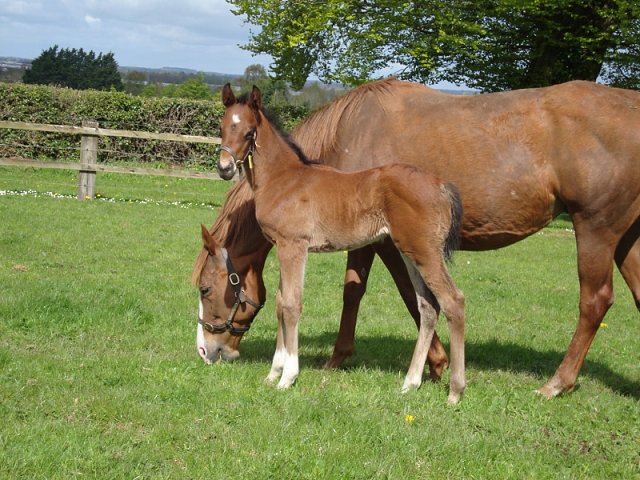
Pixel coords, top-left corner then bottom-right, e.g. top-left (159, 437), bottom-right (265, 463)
top-left (118, 65), bottom-right (241, 87)
top-left (0, 56), bottom-right (475, 93)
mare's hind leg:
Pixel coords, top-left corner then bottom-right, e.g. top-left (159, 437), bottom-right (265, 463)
top-left (325, 246), bottom-right (376, 369)
top-left (538, 223), bottom-right (615, 398)
top-left (615, 218), bottom-right (640, 311)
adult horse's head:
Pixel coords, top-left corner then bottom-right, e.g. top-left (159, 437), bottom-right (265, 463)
top-left (193, 223), bottom-right (267, 363)
top-left (216, 83), bottom-right (262, 180)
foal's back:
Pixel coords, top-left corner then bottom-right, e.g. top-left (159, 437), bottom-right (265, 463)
top-left (270, 162), bottom-right (452, 254)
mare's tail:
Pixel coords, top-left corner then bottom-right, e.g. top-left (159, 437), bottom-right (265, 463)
top-left (443, 183), bottom-right (463, 262)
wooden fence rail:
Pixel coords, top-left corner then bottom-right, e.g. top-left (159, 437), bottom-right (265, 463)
top-left (0, 120), bottom-right (223, 200)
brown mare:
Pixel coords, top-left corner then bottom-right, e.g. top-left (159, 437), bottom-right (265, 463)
top-left (207, 84), bottom-right (466, 402)
top-left (206, 78), bottom-right (640, 398)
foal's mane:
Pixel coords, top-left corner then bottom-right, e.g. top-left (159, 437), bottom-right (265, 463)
top-left (236, 92), bottom-right (319, 166)
top-left (191, 179), bottom-right (262, 285)
top-left (292, 78), bottom-right (411, 159)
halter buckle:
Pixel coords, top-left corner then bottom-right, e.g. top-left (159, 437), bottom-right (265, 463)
top-left (228, 272), bottom-right (240, 286)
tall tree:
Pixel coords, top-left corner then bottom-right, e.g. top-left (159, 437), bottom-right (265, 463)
top-left (23, 45), bottom-right (124, 91)
top-left (228, 0), bottom-right (640, 91)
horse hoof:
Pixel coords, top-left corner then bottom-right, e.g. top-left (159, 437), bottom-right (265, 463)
top-left (536, 377), bottom-right (570, 398)
top-left (447, 392), bottom-right (462, 405)
top-left (323, 355), bottom-right (346, 369)
top-left (277, 379), bottom-right (295, 390)
top-left (401, 380), bottom-right (420, 394)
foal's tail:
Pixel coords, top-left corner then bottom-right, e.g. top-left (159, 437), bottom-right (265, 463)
top-left (443, 183), bottom-right (463, 262)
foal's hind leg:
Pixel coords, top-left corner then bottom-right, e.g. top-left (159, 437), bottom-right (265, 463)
top-left (400, 257), bottom-right (439, 394)
top-left (375, 239), bottom-right (449, 380)
top-left (398, 244), bottom-right (465, 403)
top-left (416, 259), bottom-right (466, 404)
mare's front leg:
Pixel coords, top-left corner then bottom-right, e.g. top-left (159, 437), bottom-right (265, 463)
top-left (268, 239), bottom-right (308, 389)
top-left (538, 223), bottom-right (615, 397)
top-left (325, 245), bottom-right (376, 369)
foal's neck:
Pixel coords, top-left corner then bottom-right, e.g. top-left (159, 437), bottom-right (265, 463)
top-left (251, 117), bottom-right (305, 186)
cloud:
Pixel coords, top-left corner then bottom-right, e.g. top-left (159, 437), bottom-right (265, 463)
top-left (84, 14), bottom-right (101, 27)
top-left (0, 0), bottom-right (272, 74)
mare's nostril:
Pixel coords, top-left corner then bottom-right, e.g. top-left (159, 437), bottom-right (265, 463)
top-left (198, 346), bottom-right (207, 360)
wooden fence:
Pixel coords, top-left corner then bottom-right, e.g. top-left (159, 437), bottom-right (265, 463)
top-left (0, 120), bottom-right (223, 200)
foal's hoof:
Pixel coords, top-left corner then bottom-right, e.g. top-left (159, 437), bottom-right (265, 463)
top-left (401, 380), bottom-right (421, 394)
top-left (277, 378), bottom-right (296, 390)
top-left (447, 391), bottom-right (462, 405)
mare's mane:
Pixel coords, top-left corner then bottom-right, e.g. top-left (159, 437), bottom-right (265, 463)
top-left (191, 179), bottom-right (262, 285)
top-left (293, 78), bottom-right (417, 159)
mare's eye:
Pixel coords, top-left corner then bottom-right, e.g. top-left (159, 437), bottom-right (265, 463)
top-left (245, 130), bottom-right (255, 140)
top-left (200, 287), bottom-right (211, 297)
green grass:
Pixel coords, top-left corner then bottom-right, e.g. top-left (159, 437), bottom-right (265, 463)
top-left (1, 167), bottom-right (638, 479)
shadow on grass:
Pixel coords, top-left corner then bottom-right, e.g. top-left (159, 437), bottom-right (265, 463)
top-left (238, 332), bottom-right (640, 399)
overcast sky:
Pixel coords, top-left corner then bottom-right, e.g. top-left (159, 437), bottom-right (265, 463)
top-left (0, 0), bottom-right (273, 74)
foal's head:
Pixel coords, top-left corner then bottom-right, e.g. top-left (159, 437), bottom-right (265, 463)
top-left (216, 84), bottom-right (263, 180)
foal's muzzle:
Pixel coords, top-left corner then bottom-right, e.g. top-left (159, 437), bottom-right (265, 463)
top-left (217, 146), bottom-right (239, 180)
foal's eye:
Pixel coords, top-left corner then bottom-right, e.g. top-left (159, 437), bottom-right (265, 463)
top-left (245, 130), bottom-right (255, 140)
top-left (200, 287), bottom-right (211, 297)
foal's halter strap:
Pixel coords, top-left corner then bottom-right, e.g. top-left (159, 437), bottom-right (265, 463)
top-left (198, 247), bottom-right (264, 336)
top-left (219, 133), bottom-right (256, 176)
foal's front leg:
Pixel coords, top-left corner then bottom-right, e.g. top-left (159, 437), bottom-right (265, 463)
top-left (266, 287), bottom-right (286, 383)
top-left (267, 240), bottom-right (308, 389)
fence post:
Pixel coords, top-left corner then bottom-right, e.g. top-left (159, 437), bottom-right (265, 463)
top-left (78, 120), bottom-right (98, 200)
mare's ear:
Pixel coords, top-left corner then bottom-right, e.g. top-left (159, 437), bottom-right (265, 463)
top-left (222, 83), bottom-right (236, 107)
top-left (201, 224), bottom-right (220, 255)
top-left (249, 85), bottom-right (263, 112)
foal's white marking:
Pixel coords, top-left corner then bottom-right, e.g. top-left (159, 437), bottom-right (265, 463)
top-left (232, 113), bottom-right (241, 125)
top-left (267, 347), bottom-right (287, 383)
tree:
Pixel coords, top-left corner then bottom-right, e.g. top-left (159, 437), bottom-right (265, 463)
top-left (23, 45), bottom-right (124, 91)
top-left (228, 0), bottom-right (640, 91)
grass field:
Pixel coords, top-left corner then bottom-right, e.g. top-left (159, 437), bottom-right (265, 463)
top-left (1, 167), bottom-right (638, 479)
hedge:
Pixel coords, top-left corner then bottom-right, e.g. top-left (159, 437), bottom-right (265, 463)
top-left (0, 83), bottom-right (309, 168)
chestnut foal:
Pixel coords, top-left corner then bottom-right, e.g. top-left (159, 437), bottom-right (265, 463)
top-left (215, 84), bottom-right (465, 403)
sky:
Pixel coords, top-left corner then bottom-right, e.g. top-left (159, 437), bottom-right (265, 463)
top-left (0, 0), bottom-right (464, 89)
top-left (0, 0), bottom-right (273, 74)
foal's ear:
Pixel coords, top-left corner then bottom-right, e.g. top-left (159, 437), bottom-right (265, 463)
top-left (222, 83), bottom-right (236, 107)
top-left (249, 85), bottom-right (263, 112)
top-left (201, 224), bottom-right (220, 255)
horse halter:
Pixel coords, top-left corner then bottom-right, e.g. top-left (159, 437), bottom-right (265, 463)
top-left (219, 130), bottom-right (257, 176)
top-left (198, 247), bottom-right (264, 336)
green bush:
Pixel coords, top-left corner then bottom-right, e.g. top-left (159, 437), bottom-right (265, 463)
top-left (0, 83), bottom-right (309, 168)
